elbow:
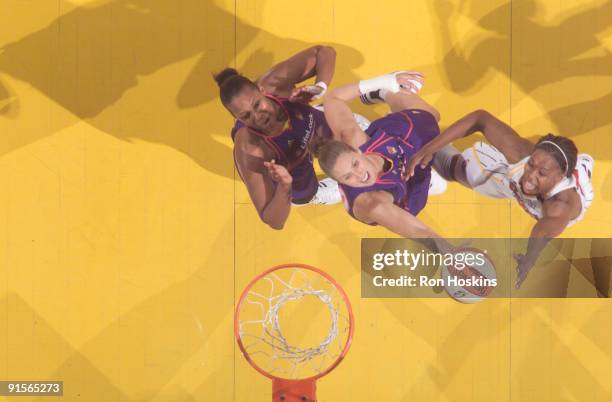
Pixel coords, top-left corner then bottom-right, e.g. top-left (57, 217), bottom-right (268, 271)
top-left (267, 220), bottom-right (285, 230)
top-left (469, 109), bottom-right (492, 133)
top-left (472, 109), bottom-right (492, 123)
top-left (473, 109), bottom-right (491, 118)
top-left (325, 45), bottom-right (337, 59)
top-left (261, 215), bottom-right (285, 230)
top-left (315, 45), bottom-right (336, 57)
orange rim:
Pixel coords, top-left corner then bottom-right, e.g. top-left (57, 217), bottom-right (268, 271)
top-left (234, 263), bottom-right (355, 381)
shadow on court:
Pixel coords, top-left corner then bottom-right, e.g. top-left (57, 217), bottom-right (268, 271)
top-left (0, 221), bottom-right (234, 402)
top-left (430, 0), bottom-right (612, 160)
top-left (374, 238), bottom-right (611, 400)
top-left (603, 171), bottom-right (612, 202)
top-left (0, 0), bottom-right (364, 179)
top-left (0, 294), bottom-right (128, 400)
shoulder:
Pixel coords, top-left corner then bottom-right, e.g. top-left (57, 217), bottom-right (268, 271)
top-left (234, 127), bottom-right (273, 170)
top-left (353, 190), bottom-right (394, 223)
top-left (543, 189), bottom-right (581, 219)
top-left (234, 127), bottom-right (263, 153)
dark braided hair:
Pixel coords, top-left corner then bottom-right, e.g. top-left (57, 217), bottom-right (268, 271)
top-left (213, 68), bottom-right (257, 108)
top-left (535, 134), bottom-right (577, 178)
top-left (310, 136), bottom-right (356, 178)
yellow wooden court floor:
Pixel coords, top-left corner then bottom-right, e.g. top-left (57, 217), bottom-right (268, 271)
top-left (1, 0), bottom-right (611, 401)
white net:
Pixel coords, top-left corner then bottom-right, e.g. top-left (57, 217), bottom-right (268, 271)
top-left (237, 267), bottom-right (352, 379)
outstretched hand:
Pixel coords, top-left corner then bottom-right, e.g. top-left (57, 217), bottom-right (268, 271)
top-left (395, 71), bottom-right (425, 94)
top-left (263, 159), bottom-right (293, 187)
top-left (514, 253), bottom-right (535, 289)
top-left (289, 84), bottom-right (325, 103)
top-left (407, 145), bottom-right (436, 177)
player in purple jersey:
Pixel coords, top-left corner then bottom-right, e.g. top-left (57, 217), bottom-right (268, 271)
top-left (214, 46), bottom-right (344, 230)
top-left (313, 71), bottom-right (446, 241)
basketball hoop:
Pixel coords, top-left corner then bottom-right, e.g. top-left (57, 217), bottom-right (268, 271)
top-left (235, 263), bottom-right (355, 402)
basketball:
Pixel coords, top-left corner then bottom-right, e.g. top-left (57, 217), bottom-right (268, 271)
top-left (441, 248), bottom-right (497, 304)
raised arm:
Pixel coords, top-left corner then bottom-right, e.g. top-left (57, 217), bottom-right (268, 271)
top-left (324, 71), bottom-right (426, 149)
top-left (256, 46), bottom-right (336, 98)
top-left (515, 196), bottom-right (579, 288)
top-left (353, 191), bottom-right (439, 238)
top-left (323, 83), bottom-right (369, 149)
top-left (353, 190), bottom-right (457, 254)
top-left (234, 129), bottom-right (292, 230)
top-left (409, 110), bottom-right (534, 175)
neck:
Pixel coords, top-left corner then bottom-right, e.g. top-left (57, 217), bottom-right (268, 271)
top-left (542, 176), bottom-right (568, 198)
top-left (365, 153), bottom-right (386, 175)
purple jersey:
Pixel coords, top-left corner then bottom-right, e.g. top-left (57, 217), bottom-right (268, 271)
top-left (339, 109), bottom-right (439, 223)
top-left (231, 94), bottom-right (333, 203)
top-left (231, 94), bottom-right (331, 169)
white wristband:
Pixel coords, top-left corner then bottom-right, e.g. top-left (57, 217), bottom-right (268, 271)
top-left (311, 81), bottom-right (327, 100)
top-left (358, 72), bottom-right (402, 95)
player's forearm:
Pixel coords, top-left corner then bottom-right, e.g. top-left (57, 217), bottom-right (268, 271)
top-left (393, 220), bottom-right (438, 240)
top-left (370, 202), bottom-right (439, 239)
top-left (523, 236), bottom-right (552, 269)
top-left (313, 45), bottom-right (336, 86)
top-left (260, 184), bottom-right (292, 230)
top-left (428, 110), bottom-right (485, 150)
top-left (523, 218), bottom-right (565, 265)
top-left (324, 83), bottom-right (362, 142)
top-left (326, 82), bottom-right (361, 102)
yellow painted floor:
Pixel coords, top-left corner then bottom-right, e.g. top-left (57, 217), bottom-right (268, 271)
top-left (1, 0), bottom-right (611, 401)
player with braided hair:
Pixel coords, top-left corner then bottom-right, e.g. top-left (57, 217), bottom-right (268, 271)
top-left (214, 46), bottom-right (370, 230)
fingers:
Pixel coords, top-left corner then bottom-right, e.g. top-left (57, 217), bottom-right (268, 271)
top-left (397, 71), bottom-right (424, 80)
top-left (264, 159), bottom-right (292, 184)
top-left (399, 84), bottom-right (419, 94)
top-left (289, 89), bottom-right (306, 102)
top-left (289, 85), bottom-right (322, 102)
top-left (303, 85), bottom-right (324, 95)
top-left (420, 153), bottom-right (433, 168)
top-left (515, 265), bottom-right (525, 288)
top-left (289, 87), bottom-right (309, 102)
top-left (266, 160), bottom-right (283, 173)
top-left (515, 271), bottom-right (527, 289)
top-left (407, 152), bottom-right (433, 177)
top-left (515, 276), bottom-right (523, 289)
top-left (264, 160), bottom-right (282, 177)
top-left (263, 159), bottom-right (276, 169)
top-left (407, 157), bottom-right (420, 178)
top-left (397, 75), bottom-right (424, 87)
top-left (414, 154), bottom-right (433, 176)
top-left (396, 71), bottom-right (424, 94)
top-left (397, 71), bottom-right (424, 84)
top-left (514, 256), bottom-right (530, 289)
